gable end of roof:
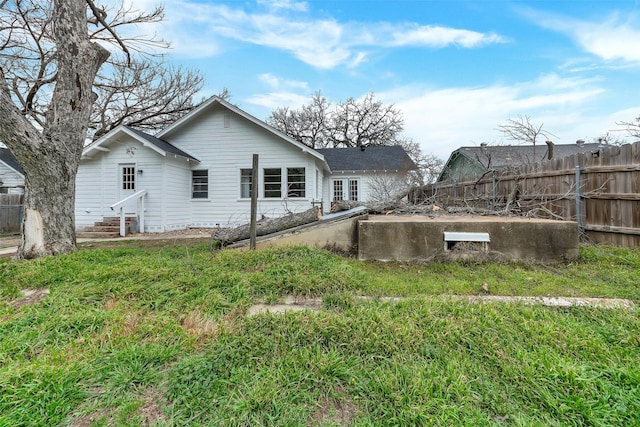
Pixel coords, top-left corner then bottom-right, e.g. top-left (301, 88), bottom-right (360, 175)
top-left (82, 125), bottom-right (199, 162)
top-left (0, 148), bottom-right (24, 175)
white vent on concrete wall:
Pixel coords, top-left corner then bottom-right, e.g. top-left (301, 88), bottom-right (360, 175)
top-left (443, 232), bottom-right (490, 252)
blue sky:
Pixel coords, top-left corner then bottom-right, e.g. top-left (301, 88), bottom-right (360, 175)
top-left (131, 0), bottom-right (640, 159)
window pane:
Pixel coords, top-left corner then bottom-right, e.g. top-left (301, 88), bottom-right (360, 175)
top-left (333, 180), bottom-right (343, 201)
top-left (264, 168), bottom-right (281, 198)
top-left (192, 170), bottom-right (208, 199)
top-left (122, 166), bottom-right (135, 190)
top-left (287, 167), bottom-right (305, 198)
top-left (349, 179), bottom-right (358, 201)
top-left (240, 169), bottom-right (253, 198)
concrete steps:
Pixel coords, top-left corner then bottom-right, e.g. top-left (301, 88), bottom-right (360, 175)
top-left (78, 216), bottom-right (136, 238)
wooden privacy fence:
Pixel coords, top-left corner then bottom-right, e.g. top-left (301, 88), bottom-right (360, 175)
top-left (0, 194), bottom-right (23, 234)
top-left (413, 142), bottom-right (640, 247)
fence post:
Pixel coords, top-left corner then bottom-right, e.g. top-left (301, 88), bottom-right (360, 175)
top-left (575, 166), bottom-right (582, 230)
top-left (492, 173), bottom-right (497, 208)
top-left (250, 154), bottom-right (258, 250)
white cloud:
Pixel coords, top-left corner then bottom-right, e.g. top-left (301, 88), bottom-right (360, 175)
top-left (257, 0), bottom-right (308, 12)
top-left (138, 0), bottom-right (504, 68)
top-left (259, 73), bottom-right (309, 91)
top-left (379, 75), bottom-right (612, 159)
top-left (246, 92), bottom-right (310, 110)
top-left (389, 25), bottom-right (505, 48)
top-left (523, 8), bottom-right (640, 64)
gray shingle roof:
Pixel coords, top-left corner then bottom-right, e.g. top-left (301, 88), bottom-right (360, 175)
top-left (0, 148), bottom-right (24, 174)
top-left (125, 126), bottom-right (199, 162)
top-left (454, 143), bottom-right (602, 168)
top-left (316, 146), bottom-right (416, 172)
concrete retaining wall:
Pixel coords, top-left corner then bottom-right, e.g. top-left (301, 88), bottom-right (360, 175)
top-left (358, 216), bottom-right (579, 263)
top-left (251, 215), bottom-right (363, 253)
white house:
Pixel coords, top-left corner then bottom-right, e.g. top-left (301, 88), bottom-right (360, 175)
top-left (76, 96), bottom-right (415, 233)
top-left (0, 147), bottom-right (25, 194)
top-left (317, 146), bottom-right (417, 203)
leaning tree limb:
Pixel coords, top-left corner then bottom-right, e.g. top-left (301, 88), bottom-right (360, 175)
top-left (212, 207), bottom-right (321, 247)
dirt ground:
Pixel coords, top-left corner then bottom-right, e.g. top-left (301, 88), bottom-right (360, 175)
top-left (0, 228), bottom-right (214, 252)
top-left (0, 234), bottom-right (20, 249)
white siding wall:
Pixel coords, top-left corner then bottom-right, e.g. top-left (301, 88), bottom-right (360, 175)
top-left (163, 159), bottom-right (192, 230)
top-left (165, 106), bottom-right (322, 227)
top-left (75, 156), bottom-right (104, 230)
top-left (0, 162), bottom-right (24, 193)
top-left (76, 136), bottom-right (190, 232)
top-left (77, 105), bottom-right (333, 231)
top-left (135, 154), bottom-right (165, 232)
top-left (324, 172), bottom-right (400, 204)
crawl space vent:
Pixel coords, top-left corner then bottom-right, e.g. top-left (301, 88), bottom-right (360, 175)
top-left (444, 231), bottom-right (490, 252)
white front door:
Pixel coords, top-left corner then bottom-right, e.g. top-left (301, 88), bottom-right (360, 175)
top-left (119, 164), bottom-right (137, 215)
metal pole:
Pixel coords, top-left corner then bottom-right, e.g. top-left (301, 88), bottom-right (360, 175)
top-left (250, 154), bottom-right (258, 250)
top-left (575, 166), bottom-right (582, 229)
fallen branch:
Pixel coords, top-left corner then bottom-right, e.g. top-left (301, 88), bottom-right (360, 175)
top-left (446, 206), bottom-right (503, 216)
top-left (212, 207), bottom-right (321, 246)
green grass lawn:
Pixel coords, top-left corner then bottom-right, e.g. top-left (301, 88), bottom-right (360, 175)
top-left (0, 243), bottom-right (638, 426)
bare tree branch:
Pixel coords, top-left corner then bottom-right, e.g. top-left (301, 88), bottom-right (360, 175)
top-left (615, 115), bottom-right (640, 140)
top-left (1, 1), bottom-right (203, 141)
top-left (497, 115), bottom-right (557, 161)
top-left (0, 0), bottom-right (199, 259)
top-left (89, 59), bottom-right (204, 140)
top-left (267, 91), bottom-right (442, 182)
top-left (85, 0), bottom-right (130, 64)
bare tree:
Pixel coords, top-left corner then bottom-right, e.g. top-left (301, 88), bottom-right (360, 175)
top-left (497, 115), bottom-right (556, 161)
top-left (1, 1), bottom-right (205, 143)
top-left (329, 92), bottom-right (404, 148)
top-left (267, 92), bottom-right (405, 148)
top-left (267, 92), bottom-right (441, 181)
top-left (90, 59), bottom-right (204, 140)
top-left (589, 132), bottom-right (623, 146)
top-left (0, 0), bottom-right (175, 259)
top-left (398, 139), bottom-right (443, 183)
top-left (616, 116), bottom-right (640, 139)
top-left (268, 91), bottom-right (331, 148)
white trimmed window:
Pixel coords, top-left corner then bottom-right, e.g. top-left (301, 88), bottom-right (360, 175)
top-left (333, 180), bottom-right (343, 201)
top-left (348, 179), bottom-right (359, 201)
top-left (122, 166), bottom-right (135, 190)
top-left (264, 168), bottom-right (282, 198)
top-left (192, 170), bottom-right (208, 199)
top-left (287, 167), bottom-right (305, 198)
top-left (332, 178), bottom-right (359, 201)
top-left (263, 167), bottom-right (307, 199)
top-left (240, 169), bottom-right (252, 198)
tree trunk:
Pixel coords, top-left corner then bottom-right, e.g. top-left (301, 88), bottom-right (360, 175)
top-left (0, 0), bottom-right (110, 259)
top-left (212, 207), bottom-right (321, 246)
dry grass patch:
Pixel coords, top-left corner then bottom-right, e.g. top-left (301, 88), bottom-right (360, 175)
top-left (309, 387), bottom-right (360, 426)
top-left (11, 288), bottom-right (49, 309)
top-left (180, 310), bottom-right (218, 339)
top-left (180, 307), bottom-right (244, 346)
top-left (103, 298), bottom-right (120, 310)
top-left (67, 407), bottom-right (114, 427)
top-left (137, 387), bottom-right (168, 426)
